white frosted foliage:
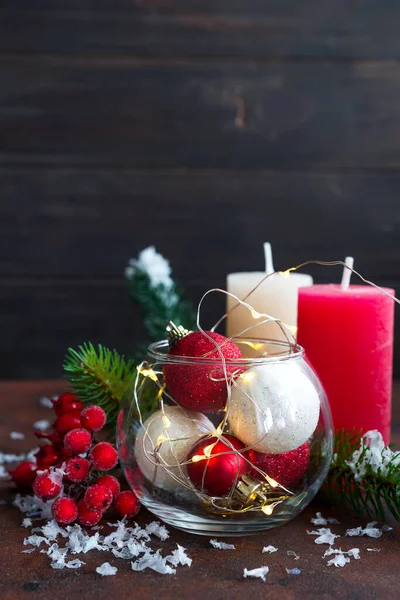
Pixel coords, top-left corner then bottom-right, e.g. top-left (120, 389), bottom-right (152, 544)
top-left (229, 362), bottom-right (320, 454)
top-left (134, 406), bottom-right (214, 493)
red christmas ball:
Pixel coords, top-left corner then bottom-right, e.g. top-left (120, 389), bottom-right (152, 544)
top-left (249, 442), bottom-right (310, 489)
top-left (187, 434), bottom-right (250, 497)
top-left (164, 330), bottom-right (243, 412)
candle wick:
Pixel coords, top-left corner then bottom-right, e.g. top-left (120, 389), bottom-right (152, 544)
top-left (264, 242), bottom-right (274, 275)
top-left (341, 256), bottom-right (354, 290)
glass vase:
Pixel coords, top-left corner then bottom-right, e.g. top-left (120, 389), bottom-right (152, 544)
top-left (117, 337), bottom-right (333, 536)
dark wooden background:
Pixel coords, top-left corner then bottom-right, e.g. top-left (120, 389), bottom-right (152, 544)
top-left (1, 0), bottom-right (400, 379)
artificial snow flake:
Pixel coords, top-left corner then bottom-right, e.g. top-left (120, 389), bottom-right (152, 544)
top-left (243, 566), bottom-right (269, 582)
top-left (210, 539), bottom-right (235, 550)
top-left (286, 568), bottom-right (301, 575)
top-left (22, 518), bottom-right (32, 528)
top-left (145, 521), bottom-right (169, 541)
top-left (327, 554), bottom-right (350, 568)
top-left (14, 493), bottom-right (53, 520)
top-left (96, 562), bottom-right (118, 576)
top-left (367, 548), bottom-right (381, 552)
top-left (39, 396), bottom-right (54, 408)
top-left (10, 432), bottom-right (25, 440)
top-left (348, 548), bottom-right (360, 559)
top-left (311, 512), bottom-right (328, 526)
top-left (307, 528), bottom-right (340, 545)
top-left (22, 548), bottom-right (36, 554)
top-left (346, 522), bottom-right (383, 539)
top-left (346, 430), bottom-right (400, 482)
top-left (126, 247), bottom-right (174, 290)
top-left (82, 533), bottom-right (103, 554)
top-left (24, 535), bottom-right (50, 547)
top-left (132, 551), bottom-right (176, 575)
top-left (167, 544), bottom-right (192, 567)
top-left (65, 559), bottom-right (85, 569)
top-left (287, 550), bottom-right (300, 560)
top-left (33, 420), bottom-right (50, 431)
top-left (262, 545), bottom-right (278, 554)
top-left (40, 520), bottom-right (68, 541)
top-left (0, 465), bottom-right (10, 478)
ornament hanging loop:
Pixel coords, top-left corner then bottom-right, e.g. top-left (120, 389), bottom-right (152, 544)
top-left (166, 321), bottom-right (191, 346)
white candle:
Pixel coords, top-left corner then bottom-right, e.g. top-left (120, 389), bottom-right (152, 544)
top-left (226, 243), bottom-right (313, 341)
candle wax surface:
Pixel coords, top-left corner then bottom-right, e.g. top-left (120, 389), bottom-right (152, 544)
top-left (298, 284), bottom-right (394, 444)
top-left (227, 271), bottom-right (313, 341)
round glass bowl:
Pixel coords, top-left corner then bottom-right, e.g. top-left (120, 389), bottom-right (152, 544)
top-left (117, 337), bottom-right (333, 536)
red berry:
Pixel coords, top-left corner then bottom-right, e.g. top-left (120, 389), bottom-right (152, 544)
top-left (77, 499), bottom-right (102, 527)
top-left (51, 497), bottom-right (78, 525)
top-left (84, 484), bottom-right (113, 512)
top-left (9, 461), bottom-right (37, 489)
top-left (54, 410), bottom-right (83, 434)
top-left (35, 444), bottom-right (63, 469)
top-left (96, 475), bottom-right (120, 500)
top-left (80, 405), bottom-right (107, 432)
top-left (33, 472), bottom-right (62, 501)
top-left (90, 442), bottom-right (118, 471)
top-left (114, 491), bottom-right (140, 518)
top-left (35, 430), bottom-right (64, 448)
top-left (52, 393), bottom-right (84, 416)
top-left (65, 457), bottom-right (91, 483)
top-left (63, 429), bottom-right (92, 455)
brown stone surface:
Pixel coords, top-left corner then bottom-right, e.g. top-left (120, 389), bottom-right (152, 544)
top-left (1, 381), bottom-right (400, 600)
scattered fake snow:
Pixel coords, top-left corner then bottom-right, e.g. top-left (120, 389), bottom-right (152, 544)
top-left (287, 550), bottom-right (300, 560)
top-left (286, 567), bottom-right (301, 575)
top-left (346, 522), bottom-right (383, 538)
top-left (243, 566), bottom-right (269, 582)
top-left (33, 420), bottom-right (51, 431)
top-left (39, 397), bottom-right (54, 409)
top-left (210, 539), bottom-right (235, 550)
top-left (262, 545), bottom-right (278, 554)
top-left (10, 432), bottom-right (25, 440)
top-left (307, 528), bottom-right (340, 545)
top-left (346, 430), bottom-right (400, 482)
top-left (21, 513), bottom-right (193, 576)
top-left (311, 512), bottom-right (340, 526)
top-left (96, 562), bottom-right (117, 576)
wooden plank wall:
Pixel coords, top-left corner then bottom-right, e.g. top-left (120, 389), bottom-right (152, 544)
top-left (1, 1), bottom-right (399, 378)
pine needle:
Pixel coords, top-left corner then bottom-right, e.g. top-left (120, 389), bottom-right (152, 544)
top-left (63, 343), bottom-right (136, 432)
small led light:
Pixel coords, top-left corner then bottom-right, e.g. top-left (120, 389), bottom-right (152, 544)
top-left (261, 504), bottom-right (274, 516)
top-left (137, 366), bottom-right (158, 382)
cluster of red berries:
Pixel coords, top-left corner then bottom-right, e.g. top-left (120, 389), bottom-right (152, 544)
top-left (9, 393), bottom-right (140, 526)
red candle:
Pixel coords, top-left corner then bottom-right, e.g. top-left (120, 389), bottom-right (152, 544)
top-left (297, 262), bottom-right (394, 444)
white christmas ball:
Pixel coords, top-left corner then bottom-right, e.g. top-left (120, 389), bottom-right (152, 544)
top-left (228, 362), bottom-right (320, 454)
top-left (134, 405), bottom-right (214, 493)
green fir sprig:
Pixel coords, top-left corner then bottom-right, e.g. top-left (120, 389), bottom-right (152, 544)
top-left (324, 429), bottom-right (400, 521)
top-left (63, 343), bottom-right (136, 431)
top-left (125, 246), bottom-right (197, 344)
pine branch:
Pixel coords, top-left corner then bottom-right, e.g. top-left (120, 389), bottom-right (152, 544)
top-left (324, 429), bottom-right (400, 521)
top-left (63, 343), bottom-right (157, 433)
top-left (125, 247), bottom-right (197, 342)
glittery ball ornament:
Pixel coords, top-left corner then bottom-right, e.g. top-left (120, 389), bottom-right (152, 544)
top-left (163, 330), bottom-right (243, 412)
top-left (134, 406), bottom-right (214, 494)
top-left (229, 362), bottom-right (320, 454)
top-left (249, 442), bottom-right (310, 489)
top-left (186, 434), bottom-right (250, 497)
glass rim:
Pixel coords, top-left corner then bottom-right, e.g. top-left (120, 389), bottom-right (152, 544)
top-left (147, 337), bottom-right (305, 366)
